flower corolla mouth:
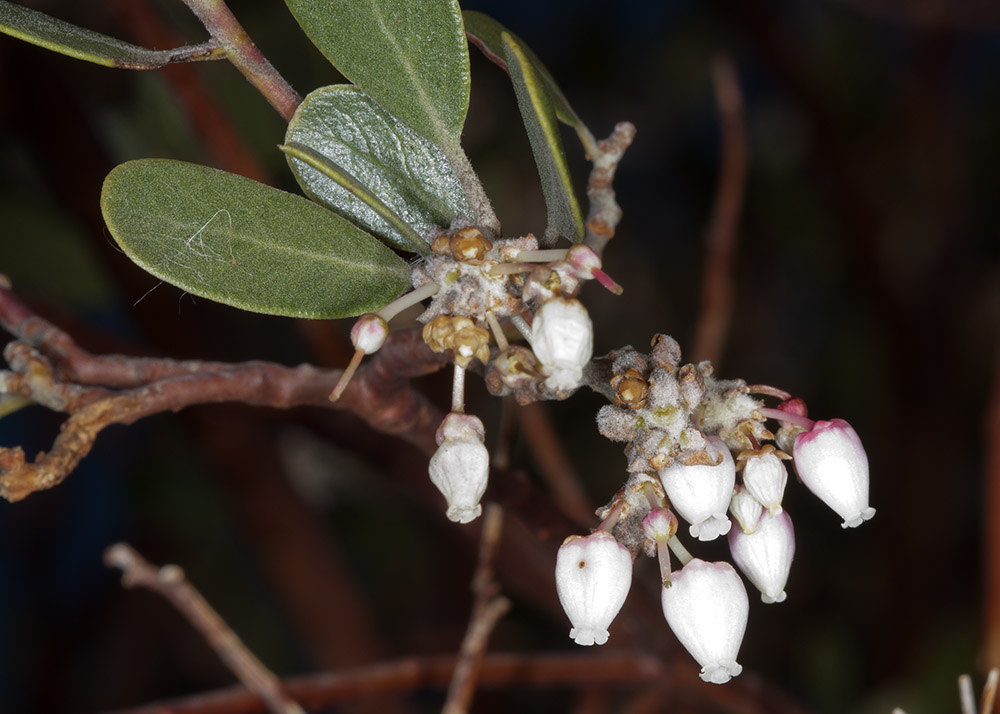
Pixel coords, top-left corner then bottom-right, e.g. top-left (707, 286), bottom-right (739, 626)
top-left (556, 531), bottom-right (633, 647)
top-left (792, 418), bottom-right (875, 528)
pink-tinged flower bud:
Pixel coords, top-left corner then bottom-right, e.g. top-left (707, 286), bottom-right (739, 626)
top-left (642, 508), bottom-right (678, 542)
top-left (729, 510), bottom-right (795, 603)
top-left (729, 485), bottom-right (763, 534)
top-left (657, 437), bottom-right (736, 541)
top-left (555, 531), bottom-right (633, 646)
top-left (428, 413), bottom-right (489, 524)
top-left (793, 419), bottom-right (875, 528)
top-left (531, 298), bottom-right (593, 392)
top-left (743, 451), bottom-right (788, 515)
top-left (351, 314), bottom-right (389, 354)
top-left (661, 559), bottom-right (748, 684)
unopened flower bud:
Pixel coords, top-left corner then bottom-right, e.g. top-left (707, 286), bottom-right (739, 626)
top-left (658, 436), bottom-right (736, 541)
top-left (729, 485), bottom-right (763, 534)
top-left (742, 448), bottom-right (788, 515)
top-left (661, 559), bottom-right (748, 684)
top-left (531, 298), bottom-right (593, 392)
top-left (642, 508), bottom-right (678, 542)
top-left (793, 419), bottom-right (875, 528)
top-left (729, 510), bottom-right (795, 603)
top-left (555, 531), bottom-right (633, 646)
top-left (428, 413), bottom-right (489, 524)
top-left (351, 314), bottom-right (389, 355)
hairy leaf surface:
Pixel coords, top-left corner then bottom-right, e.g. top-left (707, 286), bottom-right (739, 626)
top-left (283, 0), bottom-right (469, 153)
top-left (101, 160), bottom-right (411, 319)
top-left (285, 85), bottom-right (472, 252)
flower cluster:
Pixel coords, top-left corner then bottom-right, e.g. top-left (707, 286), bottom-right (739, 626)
top-left (556, 337), bottom-right (874, 684)
top-left (331, 222), bottom-right (875, 683)
top-left (332, 222), bottom-right (620, 523)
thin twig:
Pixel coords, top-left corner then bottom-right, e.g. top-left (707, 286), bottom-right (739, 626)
top-left (691, 56), bottom-right (748, 366)
top-left (179, 0), bottom-right (301, 120)
top-left (104, 544), bottom-right (305, 714)
top-left (583, 122), bottom-right (637, 256)
top-left (983, 669), bottom-right (999, 714)
top-left (442, 505), bottom-right (511, 714)
top-left (962, 674), bottom-right (978, 714)
top-left (0, 282), bottom-right (448, 501)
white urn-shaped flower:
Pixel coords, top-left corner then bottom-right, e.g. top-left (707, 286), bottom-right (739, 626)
top-left (793, 418), bottom-right (875, 528)
top-left (555, 531), bottom-right (633, 646)
top-left (657, 437), bottom-right (736, 541)
top-left (531, 298), bottom-right (593, 392)
top-left (661, 558), bottom-right (749, 684)
top-left (428, 413), bottom-right (489, 524)
top-left (729, 509), bottom-right (795, 603)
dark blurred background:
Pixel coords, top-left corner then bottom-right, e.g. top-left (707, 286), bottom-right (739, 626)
top-left (1, 0), bottom-right (999, 712)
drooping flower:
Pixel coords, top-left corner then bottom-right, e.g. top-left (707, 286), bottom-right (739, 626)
top-left (793, 419), bottom-right (875, 528)
top-left (531, 298), bottom-right (593, 392)
top-left (742, 448), bottom-right (788, 515)
top-left (661, 558), bottom-right (749, 684)
top-left (657, 437), bottom-right (736, 541)
top-left (555, 531), bottom-right (633, 646)
top-left (428, 413), bottom-right (489, 524)
top-left (729, 509), bottom-right (795, 603)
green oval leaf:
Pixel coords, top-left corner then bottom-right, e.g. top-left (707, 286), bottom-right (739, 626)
top-left (283, 0), bottom-right (470, 154)
top-left (502, 32), bottom-right (584, 246)
top-left (284, 85), bottom-right (473, 253)
top-left (464, 10), bottom-right (596, 156)
top-left (0, 0), bottom-right (223, 69)
top-left (101, 160), bottom-right (411, 319)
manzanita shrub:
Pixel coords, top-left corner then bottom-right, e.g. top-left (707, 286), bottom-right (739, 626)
top-left (0, 0), bottom-right (874, 691)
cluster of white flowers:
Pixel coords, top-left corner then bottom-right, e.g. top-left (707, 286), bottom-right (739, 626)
top-left (332, 222), bottom-right (874, 683)
top-left (556, 338), bottom-right (874, 684)
top-left (334, 224), bottom-right (617, 524)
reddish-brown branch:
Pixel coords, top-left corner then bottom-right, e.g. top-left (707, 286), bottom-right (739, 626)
top-left (442, 505), bottom-right (510, 714)
top-left (104, 544), bottom-right (305, 714)
top-left (0, 281), bottom-right (447, 501)
top-left (100, 651), bottom-right (668, 714)
top-left (691, 56), bottom-right (748, 366)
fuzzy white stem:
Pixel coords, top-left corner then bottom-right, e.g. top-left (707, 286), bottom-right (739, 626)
top-left (515, 249), bottom-right (568, 263)
top-left (377, 282), bottom-right (440, 322)
top-left (451, 364), bottom-right (466, 414)
top-left (510, 315), bottom-right (533, 344)
top-left (657, 538), bottom-right (673, 588)
top-left (666, 535), bottom-right (693, 567)
top-left (485, 311), bottom-right (508, 351)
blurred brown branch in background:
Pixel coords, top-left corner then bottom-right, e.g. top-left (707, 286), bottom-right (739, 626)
top-left (692, 55), bottom-right (747, 367)
top-left (105, 544), bottom-right (306, 714)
